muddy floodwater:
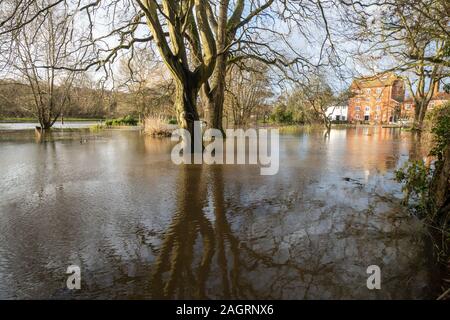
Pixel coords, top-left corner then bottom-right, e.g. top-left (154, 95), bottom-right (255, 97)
top-left (0, 126), bottom-right (439, 299)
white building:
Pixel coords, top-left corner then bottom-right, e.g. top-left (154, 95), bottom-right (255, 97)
top-left (326, 105), bottom-right (348, 121)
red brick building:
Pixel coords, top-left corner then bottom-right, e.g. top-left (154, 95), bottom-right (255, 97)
top-left (348, 73), bottom-right (405, 124)
top-left (402, 91), bottom-right (450, 120)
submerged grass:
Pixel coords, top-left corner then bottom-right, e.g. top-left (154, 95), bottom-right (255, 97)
top-left (144, 116), bottom-right (174, 137)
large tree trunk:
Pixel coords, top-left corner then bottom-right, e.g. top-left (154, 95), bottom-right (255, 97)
top-left (37, 106), bottom-right (55, 130)
top-left (174, 81), bottom-right (200, 151)
top-left (203, 52), bottom-right (227, 135)
top-left (203, 85), bottom-right (225, 134)
top-left (203, 0), bottom-right (229, 136)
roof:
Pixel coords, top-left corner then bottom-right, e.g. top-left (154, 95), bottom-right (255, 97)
top-left (404, 91), bottom-right (450, 103)
top-left (432, 91), bottom-right (450, 100)
top-left (351, 72), bottom-right (402, 89)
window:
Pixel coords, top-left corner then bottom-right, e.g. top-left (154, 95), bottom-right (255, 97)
top-left (355, 106), bottom-right (361, 111)
top-left (429, 102), bottom-right (435, 109)
top-left (364, 115), bottom-right (370, 121)
top-left (375, 114), bottom-right (379, 120)
top-left (405, 104), bottom-right (411, 110)
top-left (376, 97), bottom-right (381, 102)
top-left (355, 114), bottom-right (360, 120)
top-left (365, 106), bottom-right (370, 111)
top-left (356, 98), bottom-right (360, 102)
top-left (376, 88), bottom-right (382, 94)
top-left (366, 88), bottom-right (371, 94)
top-left (376, 105), bottom-right (381, 111)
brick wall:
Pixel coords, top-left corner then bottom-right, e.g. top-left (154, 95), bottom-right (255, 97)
top-left (348, 75), bottom-right (404, 124)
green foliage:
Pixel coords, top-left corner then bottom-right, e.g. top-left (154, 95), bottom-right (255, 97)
top-left (395, 160), bottom-right (431, 215)
top-left (89, 124), bottom-right (104, 132)
top-left (168, 118), bottom-right (177, 125)
top-left (429, 102), bottom-right (450, 161)
top-left (270, 104), bottom-right (294, 124)
top-left (105, 115), bottom-right (138, 126)
top-left (396, 103), bottom-right (450, 218)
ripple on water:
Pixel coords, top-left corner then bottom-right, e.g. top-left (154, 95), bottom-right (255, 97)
top-left (0, 127), bottom-right (437, 299)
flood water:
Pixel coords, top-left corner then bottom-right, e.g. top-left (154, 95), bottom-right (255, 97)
top-left (0, 126), bottom-right (438, 299)
top-left (0, 121), bottom-right (99, 131)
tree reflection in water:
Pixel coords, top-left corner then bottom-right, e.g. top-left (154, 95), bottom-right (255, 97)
top-left (150, 165), bottom-right (214, 299)
top-left (148, 161), bottom-right (435, 299)
top-left (150, 165), bottom-right (268, 299)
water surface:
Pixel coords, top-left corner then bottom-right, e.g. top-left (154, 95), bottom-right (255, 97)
top-left (0, 127), bottom-right (437, 299)
top-left (0, 121), bottom-right (99, 131)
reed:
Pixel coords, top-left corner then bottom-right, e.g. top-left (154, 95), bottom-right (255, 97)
top-left (144, 116), bottom-right (173, 137)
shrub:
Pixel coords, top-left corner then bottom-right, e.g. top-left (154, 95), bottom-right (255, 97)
top-left (121, 115), bottom-right (138, 126)
top-left (144, 116), bottom-right (173, 137)
top-left (168, 118), bottom-right (177, 125)
top-left (395, 102), bottom-right (450, 219)
top-left (270, 105), bottom-right (294, 124)
top-left (105, 115), bottom-right (138, 126)
top-left (395, 160), bottom-right (431, 216)
top-left (429, 103), bottom-right (450, 161)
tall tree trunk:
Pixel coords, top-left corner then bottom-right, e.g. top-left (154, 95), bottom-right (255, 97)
top-left (203, 84), bottom-right (224, 134)
top-left (412, 100), bottom-right (430, 131)
top-left (175, 81), bottom-right (200, 151)
top-left (203, 52), bottom-right (227, 135)
top-left (203, 0), bottom-right (229, 135)
top-left (38, 106), bottom-right (53, 130)
top-left (413, 100), bottom-right (424, 131)
top-left (418, 104), bottom-right (428, 128)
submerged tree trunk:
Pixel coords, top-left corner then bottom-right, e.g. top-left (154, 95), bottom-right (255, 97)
top-left (37, 104), bottom-right (59, 130)
top-left (175, 81), bottom-right (200, 137)
top-left (204, 86), bottom-right (225, 134)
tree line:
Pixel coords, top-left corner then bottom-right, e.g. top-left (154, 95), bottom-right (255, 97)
top-left (0, 0), bottom-right (448, 133)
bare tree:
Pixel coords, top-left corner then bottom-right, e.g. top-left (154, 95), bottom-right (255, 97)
top-left (4, 2), bottom-right (83, 129)
top-left (1, 0), bottom-right (338, 137)
top-left (67, 74), bottom-right (110, 118)
top-left (224, 61), bottom-right (272, 127)
top-left (197, 0), bottom-right (276, 134)
top-left (290, 72), bottom-right (337, 136)
top-left (118, 48), bottom-right (174, 121)
top-left (344, 0), bottom-right (449, 130)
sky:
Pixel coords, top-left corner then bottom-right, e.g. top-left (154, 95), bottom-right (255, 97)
top-left (1, 0), bottom-right (447, 97)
